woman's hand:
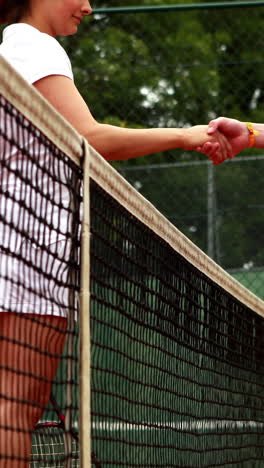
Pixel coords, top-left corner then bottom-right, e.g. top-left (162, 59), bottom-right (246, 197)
top-left (184, 125), bottom-right (233, 164)
top-left (197, 118), bottom-right (249, 164)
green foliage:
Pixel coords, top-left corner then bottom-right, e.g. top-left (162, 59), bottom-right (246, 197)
top-left (60, 3), bottom-right (264, 270)
top-left (2, 3), bottom-right (264, 271)
top-left (60, 2), bottom-right (264, 132)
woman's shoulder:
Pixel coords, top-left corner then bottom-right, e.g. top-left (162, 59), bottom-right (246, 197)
top-left (1, 23), bottom-right (65, 54)
top-left (0, 23), bottom-right (73, 84)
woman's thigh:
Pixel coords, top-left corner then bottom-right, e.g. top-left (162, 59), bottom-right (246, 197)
top-left (0, 312), bottom-right (67, 426)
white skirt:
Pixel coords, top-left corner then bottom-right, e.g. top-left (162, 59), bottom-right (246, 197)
top-left (0, 239), bottom-right (72, 317)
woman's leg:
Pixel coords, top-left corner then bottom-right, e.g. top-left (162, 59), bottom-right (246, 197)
top-left (0, 312), bottom-right (67, 468)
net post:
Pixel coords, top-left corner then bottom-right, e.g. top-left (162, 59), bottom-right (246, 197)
top-left (80, 139), bottom-right (92, 468)
top-left (207, 162), bottom-right (215, 259)
top-left (64, 159), bottom-right (83, 466)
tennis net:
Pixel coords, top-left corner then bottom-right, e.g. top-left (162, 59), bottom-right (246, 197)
top-left (1, 55), bottom-right (264, 468)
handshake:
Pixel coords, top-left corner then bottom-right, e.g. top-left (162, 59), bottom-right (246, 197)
top-left (187, 117), bottom-right (260, 165)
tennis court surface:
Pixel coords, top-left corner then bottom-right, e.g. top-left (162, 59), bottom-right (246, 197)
top-left (1, 55), bottom-right (264, 467)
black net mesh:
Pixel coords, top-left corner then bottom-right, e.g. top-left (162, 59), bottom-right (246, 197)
top-left (90, 181), bottom-right (264, 468)
top-left (0, 94), bottom-right (82, 466)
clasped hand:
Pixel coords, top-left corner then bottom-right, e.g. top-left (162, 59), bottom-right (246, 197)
top-left (195, 118), bottom-right (249, 165)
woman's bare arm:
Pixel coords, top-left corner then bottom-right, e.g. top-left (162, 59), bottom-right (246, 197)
top-left (34, 75), bottom-right (229, 161)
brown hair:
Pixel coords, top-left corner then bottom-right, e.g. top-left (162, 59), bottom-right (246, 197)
top-left (0, 0), bottom-right (30, 25)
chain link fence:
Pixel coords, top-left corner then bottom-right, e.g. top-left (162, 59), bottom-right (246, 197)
top-left (65, 1), bottom-right (264, 299)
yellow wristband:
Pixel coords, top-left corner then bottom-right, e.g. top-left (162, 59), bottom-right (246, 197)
top-left (245, 122), bottom-right (259, 148)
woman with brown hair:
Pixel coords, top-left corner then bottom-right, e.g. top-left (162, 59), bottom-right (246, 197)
top-left (0, 1), bottom-right (231, 466)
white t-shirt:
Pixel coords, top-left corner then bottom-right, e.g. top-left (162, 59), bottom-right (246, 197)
top-left (0, 24), bottom-right (75, 316)
top-left (0, 23), bottom-right (73, 83)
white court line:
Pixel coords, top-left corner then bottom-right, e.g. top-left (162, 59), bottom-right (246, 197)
top-left (33, 419), bottom-right (264, 433)
top-left (92, 420), bottom-right (264, 431)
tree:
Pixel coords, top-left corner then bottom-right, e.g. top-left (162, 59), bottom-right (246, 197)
top-left (60, 2), bottom-right (264, 269)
